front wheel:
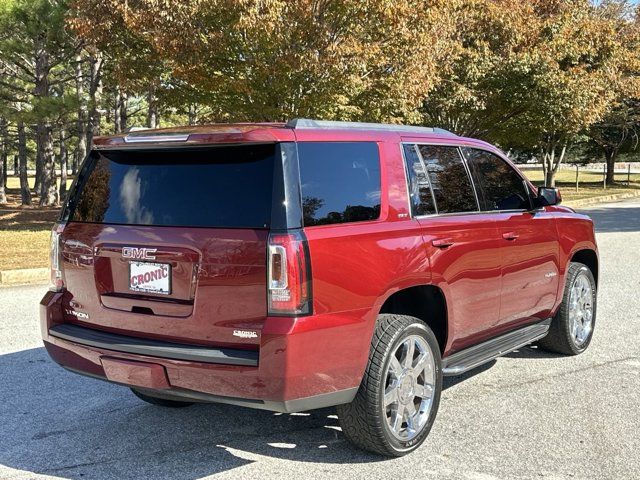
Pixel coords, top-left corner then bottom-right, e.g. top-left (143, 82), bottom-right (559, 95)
top-left (337, 314), bottom-right (442, 457)
top-left (538, 262), bottom-right (597, 355)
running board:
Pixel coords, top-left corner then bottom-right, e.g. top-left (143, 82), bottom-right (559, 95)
top-left (442, 319), bottom-right (551, 376)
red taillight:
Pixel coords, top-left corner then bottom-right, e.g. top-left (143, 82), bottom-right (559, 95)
top-left (267, 231), bottom-right (312, 316)
top-left (50, 222), bottom-right (66, 292)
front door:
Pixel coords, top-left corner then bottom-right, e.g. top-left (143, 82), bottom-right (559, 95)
top-left (462, 147), bottom-right (560, 328)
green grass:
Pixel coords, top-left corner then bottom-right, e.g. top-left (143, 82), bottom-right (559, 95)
top-left (521, 168), bottom-right (640, 203)
top-left (6, 176), bottom-right (74, 190)
top-left (523, 168), bottom-right (640, 184)
top-left (0, 229), bottom-right (50, 270)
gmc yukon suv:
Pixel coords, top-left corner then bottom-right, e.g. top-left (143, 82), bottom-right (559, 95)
top-left (41, 119), bottom-right (598, 456)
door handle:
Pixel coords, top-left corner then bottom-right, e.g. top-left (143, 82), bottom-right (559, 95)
top-left (502, 232), bottom-right (519, 241)
top-left (432, 238), bottom-right (454, 248)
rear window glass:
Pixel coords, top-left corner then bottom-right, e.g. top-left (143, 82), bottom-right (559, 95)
top-left (69, 145), bottom-right (275, 228)
top-left (298, 142), bottom-right (381, 226)
top-left (417, 145), bottom-right (478, 214)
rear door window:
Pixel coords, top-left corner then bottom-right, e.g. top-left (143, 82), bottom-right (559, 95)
top-left (417, 145), bottom-right (479, 214)
top-left (403, 144), bottom-right (435, 216)
top-left (69, 144), bottom-right (275, 228)
top-left (298, 142), bottom-right (381, 226)
top-left (462, 148), bottom-right (531, 211)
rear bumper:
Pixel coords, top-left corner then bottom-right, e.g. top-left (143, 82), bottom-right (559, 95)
top-left (40, 291), bottom-right (371, 412)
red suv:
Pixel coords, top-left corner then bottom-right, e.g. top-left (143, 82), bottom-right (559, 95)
top-left (41, 119), bottom-right (598, 456)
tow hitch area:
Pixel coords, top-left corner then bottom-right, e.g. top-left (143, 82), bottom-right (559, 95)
top-left (100, 357), bottom-right (171, 389)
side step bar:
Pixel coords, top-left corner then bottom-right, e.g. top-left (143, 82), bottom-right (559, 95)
top-left (442, 319), bottom-right (551, 376)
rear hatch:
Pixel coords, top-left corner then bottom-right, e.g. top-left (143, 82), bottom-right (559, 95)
top-left (58, 144), bottom-right (276, 349)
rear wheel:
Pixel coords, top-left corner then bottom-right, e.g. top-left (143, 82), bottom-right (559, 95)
top-left (337, 314), bottom-right (442, 457)
top-left (538, 262), bottom-right (596, 355)
top-left (131, 388), bottom-right (195, 408)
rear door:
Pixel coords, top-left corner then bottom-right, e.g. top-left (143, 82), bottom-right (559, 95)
top-left (403, 143), bottom-right (502, 351)
top-left (59, 144), bottom-right (278, 348)
top-left (462, 147), bottom-right (560, 328)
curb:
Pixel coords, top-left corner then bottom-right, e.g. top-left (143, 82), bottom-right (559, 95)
top-left (564, 190), bottom-right (640, 208)
top-left (0, 267), bottom-right (49, 286)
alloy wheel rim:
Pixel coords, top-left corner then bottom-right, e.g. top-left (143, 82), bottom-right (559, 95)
top-left (383, 334), bottom-right (436, 442)
top-left (569, 272), bottom-right (594, 347)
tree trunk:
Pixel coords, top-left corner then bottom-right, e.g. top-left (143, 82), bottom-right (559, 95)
top-left (34, 136), bottom-right (42, 194)
top-left (114, 87), bottom-right (122, 133)
top-left (188, 104), bottom-right (198, 125)
top-left (34, 41), bottom-right (58, 206)
top-left (0, 157), bottom-right (5, 205)
top-left (0, 118), bottom-right (8, 198)
top-left (17, 121), bottom-right (31, 205)
top-left (74, 53), bottom-right (87, 174)
top-left (59, 126), bottom-right (68, 201)
top-left (0, 119), bottom-right (6, 204)
top-left (120, 92), bottom-right (128, 132)
top-left (37, 122), bottom-right (58, 206)
top-left (147, 85), bottom-right (158, 128)
top-left (86, 52), bottom-right (103, 150)
top-left (604, 148), bottom-right (617, 185)
top-left (14, 155), bottom-right (18, 176)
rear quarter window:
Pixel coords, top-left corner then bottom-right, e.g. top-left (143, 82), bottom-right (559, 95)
top-left (298, 142), bottom-right (381, 227)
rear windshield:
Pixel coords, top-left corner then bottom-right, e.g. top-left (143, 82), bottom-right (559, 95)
top-left (69, 145), bottom-right (275, 228)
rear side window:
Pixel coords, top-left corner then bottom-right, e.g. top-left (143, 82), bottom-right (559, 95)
top-left (298, 142), bottom-right (381, 226)
top-left (462, 148), bottom-right (531, 211)
top-left (403, 144), bottom-right (435, 215)
top-left (69, 145), bottom-right (275, 228)
top-left (417, 145), bottom-right (478, 214)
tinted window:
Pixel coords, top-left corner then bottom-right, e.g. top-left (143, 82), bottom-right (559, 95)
top-left (462, 148), bottom-right (531, 211)
top-left (70, 145), bottom-right (275, 228)
top-left (299, 142), bottom-right (381, 226)
top-left (403, 144), bottom-right (435, 215)
top-left (417, 145), bottom-right (478, 214)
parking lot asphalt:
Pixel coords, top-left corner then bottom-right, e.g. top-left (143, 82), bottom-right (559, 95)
top-left (1, 198), bottom-right (639, 480)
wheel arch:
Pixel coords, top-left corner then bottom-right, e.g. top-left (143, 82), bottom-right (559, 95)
top-left (570, 248), bottom-right (599, 285)
top-left (378, 284), bottom-right (448, 355)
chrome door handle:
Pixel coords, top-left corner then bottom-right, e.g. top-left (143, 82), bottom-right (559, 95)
top-left (502, 232), bottom-right (519, 241)
top-left (432, 238), bottom-right (454, 248)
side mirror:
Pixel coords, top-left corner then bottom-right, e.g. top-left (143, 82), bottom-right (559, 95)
top-left (536, 186), bottom-right (562, 207)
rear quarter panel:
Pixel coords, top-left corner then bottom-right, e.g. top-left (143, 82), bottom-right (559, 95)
top-left (298, 139), bottom-right (431, 393)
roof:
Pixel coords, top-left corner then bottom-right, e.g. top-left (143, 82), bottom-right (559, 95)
top-left (91, 118), bottom-right (459, 149)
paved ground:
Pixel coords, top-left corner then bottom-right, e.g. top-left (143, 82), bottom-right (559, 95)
top-left (1, 199), bottom-right (639, 480)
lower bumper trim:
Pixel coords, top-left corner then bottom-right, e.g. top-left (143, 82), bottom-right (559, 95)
top-left (63, 365), bottom-right (357, 413)
top-left (50, 323), bottom-right (259, 367)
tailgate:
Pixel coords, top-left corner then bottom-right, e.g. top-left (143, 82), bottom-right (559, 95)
top-left (60, 223), bottom-right (267, 347)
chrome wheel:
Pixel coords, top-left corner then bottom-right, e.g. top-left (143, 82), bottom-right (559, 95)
top-left (383, 335), bottom-right (436, 441)
top-left (569, 271), bottom-right (594, 347)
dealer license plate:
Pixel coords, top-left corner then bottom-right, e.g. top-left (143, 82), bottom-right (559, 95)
top-left (129, 261), bottom-right (171, 295)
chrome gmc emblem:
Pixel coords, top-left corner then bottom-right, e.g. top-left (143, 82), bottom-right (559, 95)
top-left (122, 247), bottom-right (157, 260)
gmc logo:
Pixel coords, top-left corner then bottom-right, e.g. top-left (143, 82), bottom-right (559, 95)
top-left (122, 247), bottom-right (157, 260)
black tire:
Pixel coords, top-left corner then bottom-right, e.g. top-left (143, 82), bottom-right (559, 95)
top-left (131, 388), bottom-right (195, 408)
top-left (537, 262), bottom-right (597, 355)
top-left (337, 314), bottom-right (442, 457)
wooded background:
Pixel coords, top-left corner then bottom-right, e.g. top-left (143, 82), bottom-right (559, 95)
top-left (1, 0), bottom-right (639, 207)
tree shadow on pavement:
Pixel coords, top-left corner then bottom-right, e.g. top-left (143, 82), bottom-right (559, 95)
top-left (0, 348), bottom-right (382, 480)
top-left (580, 203), bottom-right (640, 233)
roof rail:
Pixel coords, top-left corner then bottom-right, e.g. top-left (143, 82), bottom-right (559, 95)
top-left (286, 118), bottom-right (455, 136)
